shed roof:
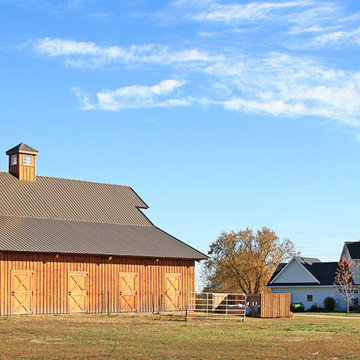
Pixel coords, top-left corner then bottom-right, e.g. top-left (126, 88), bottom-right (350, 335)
top-left (0, 216), bottom-right (206, 259)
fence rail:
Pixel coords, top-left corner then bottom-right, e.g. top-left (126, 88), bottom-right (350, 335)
top-left (186, 292), bottom-right (246, 321)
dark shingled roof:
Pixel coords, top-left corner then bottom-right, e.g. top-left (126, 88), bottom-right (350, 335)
top-left (0, 172), bottom-right (207, 260)
top-left (268, 257), bottom-right (339, 286)
top-left (6, 143), bottom-right (39, 155)
top-left (345, 241), bottom-right (360, 259)
top-left (267, 262), bottom-right (286, 284)
top-left (309, 262), bottom-right (339, 285)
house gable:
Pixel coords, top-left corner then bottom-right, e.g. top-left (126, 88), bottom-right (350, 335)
top-left (270, 257), bottom-right (319, 284)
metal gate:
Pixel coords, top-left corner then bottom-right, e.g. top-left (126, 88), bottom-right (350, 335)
top-left (186, 292), bottom-right (246, 321)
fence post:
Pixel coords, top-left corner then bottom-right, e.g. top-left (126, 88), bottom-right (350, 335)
top-left (206, 293), bottom-right (208, 318)
top-left (107, 290), bottom-right (110, 315)
top-left (226, 295), bottom-right (228, 319)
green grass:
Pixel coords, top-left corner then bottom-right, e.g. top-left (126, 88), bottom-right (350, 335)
top-left (298, 312), bottom-right (360, 317)
top-left (0, 313), bottom-right (360, 359)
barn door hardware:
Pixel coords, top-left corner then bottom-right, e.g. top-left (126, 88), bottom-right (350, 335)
top-left (11, 291), bottom-right (15, 296)
top-left (68, 291), bottom-right (72, 295)
top-left (120, 291), bottom-right (137, 296)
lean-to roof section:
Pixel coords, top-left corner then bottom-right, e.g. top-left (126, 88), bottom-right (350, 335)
top-left (0, 216), bottom-right (207, 259)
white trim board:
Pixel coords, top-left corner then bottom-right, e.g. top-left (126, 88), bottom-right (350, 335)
top-left (268, 285), bottom-right (336, 288)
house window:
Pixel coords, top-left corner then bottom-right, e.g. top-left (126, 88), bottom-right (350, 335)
top-left (11, 155), bottom-right (17, 166)
top-left (307, 294), bottom-right (313, 302)
top-left (23, 155), bottom-right (32, 166)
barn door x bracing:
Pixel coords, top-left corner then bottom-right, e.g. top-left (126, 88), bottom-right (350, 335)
top-left (119, 273), bottom-right (138, 312)
top-left (165, 274), bottom-right (181, 311)
top-left (68, 272), bottom-right (88, 313)
top-left (11, 271), bottom-right (34, 314)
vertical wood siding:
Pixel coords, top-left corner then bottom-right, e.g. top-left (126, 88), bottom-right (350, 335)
top-left (260, 293), bottom-right (291, 318)
top-left (0, 252), bottom-right (195, 316)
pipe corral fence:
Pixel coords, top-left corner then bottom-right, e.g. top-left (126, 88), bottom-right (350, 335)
top-left (185, 292), bottom-right (246, 321)
top-left (183, 292), bottom-right (291, 321)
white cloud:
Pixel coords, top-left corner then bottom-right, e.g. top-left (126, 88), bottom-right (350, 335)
top-left (70, 51), bottom-right (360, 124)
top-left (205, 53), bottom-right (360, 125)
top-left (26, 0), bottom-right (360, 127)
top-left (72, 79), bottom-right (189, 110)
top-left (312, 27), bottom-right (360, 46)
top-left (187, 0), bottom-right (313, 23)
top-left (30, 37), bottom-right (223, 68)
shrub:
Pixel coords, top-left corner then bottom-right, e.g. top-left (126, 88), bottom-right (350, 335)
top-left (306, 304), bottom-right (322, 312)
top-left (290, 302), bottom-right (304, 312)
top-left (323, 297), bottom-right (336, 312)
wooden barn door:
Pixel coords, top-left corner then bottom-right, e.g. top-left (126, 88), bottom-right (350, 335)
top-left (11, 271), bottom-right (34, 315)
top-left (119, 273), bottom-right (138, 312)
top-left (68, 272), bottom-right (88, 313)
top-left (164, 274), bottom-right (181, 311)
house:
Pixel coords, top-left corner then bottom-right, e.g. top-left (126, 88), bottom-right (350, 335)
top-left (341, 241), bottom-right (360, 284)
top-left (0, 143), bottom-right (207, 315)
top-left (267, 256), bottom-right (349, 310)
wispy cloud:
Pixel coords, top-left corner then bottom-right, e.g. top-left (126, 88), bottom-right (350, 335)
top-left (72, 79), bottom-right (189, 110)
top-left (30, 37), bottom-right (223, 68)
top-left (68, 45), bottom-right (360, 123)
top-left (176, 0), bottom-right (360, 51)
top-left (189, 0), bottom-right (313, 23)
top-left (312, 27), bottom-right (360, 47)
top-left (24, 2), bottom-right (360, 127)
top-left (205, 53), bottom-right (360, 125)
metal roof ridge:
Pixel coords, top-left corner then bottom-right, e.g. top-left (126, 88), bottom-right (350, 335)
top-left (0, 171), bottom-right (133, 189)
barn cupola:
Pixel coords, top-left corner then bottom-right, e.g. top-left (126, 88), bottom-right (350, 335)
top-left (6, 143), bottom-right (39, 182)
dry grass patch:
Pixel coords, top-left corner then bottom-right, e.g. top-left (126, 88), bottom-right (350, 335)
top-left (0, 314), bottom-right (359, 359)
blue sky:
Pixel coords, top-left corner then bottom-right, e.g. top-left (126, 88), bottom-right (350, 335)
top-left (1, 1), bottom-right (360, 273)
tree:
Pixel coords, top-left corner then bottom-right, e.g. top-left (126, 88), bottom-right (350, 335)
top-left (334, 256), bottom-right (360, 314)
top-left (202, 227), bottom-right (298, 294)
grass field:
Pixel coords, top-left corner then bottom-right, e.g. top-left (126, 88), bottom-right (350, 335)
top-left (0, 313), bottom-right (360, 359)
top-left (297, 312), bottom-right (360, 317)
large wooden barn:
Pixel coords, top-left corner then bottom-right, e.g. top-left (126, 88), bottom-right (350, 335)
top-left (0, 143), bottom-right (206, 315)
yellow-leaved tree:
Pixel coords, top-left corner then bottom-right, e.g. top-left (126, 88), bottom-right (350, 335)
top-left (202, 227), bottom-right (298, 294)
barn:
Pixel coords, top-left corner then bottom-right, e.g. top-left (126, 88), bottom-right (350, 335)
top-left (0, 143), bottom-right (206, 315)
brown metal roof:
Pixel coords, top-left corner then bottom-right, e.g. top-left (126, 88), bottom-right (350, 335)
top-left (0, 216), bottom-right (207, 259)
top-left (0, 172), bottom-right (150, 226)
top-left (6, 143), bottom-right (39, 155)
top-left (0, 172), bottom-right (207, 259)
